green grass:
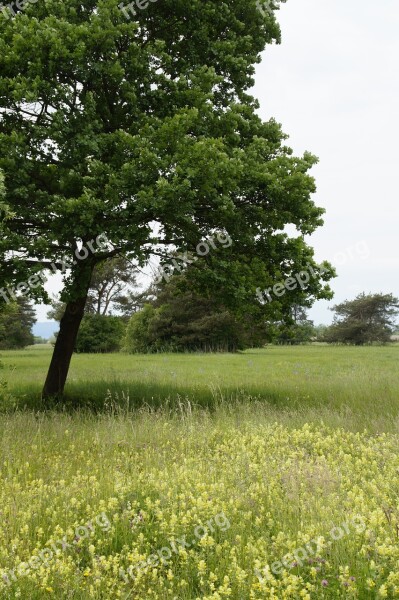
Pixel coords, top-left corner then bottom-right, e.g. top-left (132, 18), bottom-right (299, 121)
top-left (2, 345), bottom-right (399, 431)
top-left (2, 346), bottom-right (399, 598)
top-left (1, 400), bottom-right (399, 598)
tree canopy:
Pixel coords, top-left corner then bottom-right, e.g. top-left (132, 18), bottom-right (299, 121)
top-left (123, 274), bottom-right (256, 353)
top-left (0, 0), bottom-right (333, 397)
top-left (324, 293), bottom-right (399, 345)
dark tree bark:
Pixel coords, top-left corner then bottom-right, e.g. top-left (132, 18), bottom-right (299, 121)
top-left (42, 264), bottom-right (94, 399)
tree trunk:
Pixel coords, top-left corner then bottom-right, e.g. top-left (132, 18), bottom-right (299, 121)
top-left (42, 294), bottom-right (89, 400)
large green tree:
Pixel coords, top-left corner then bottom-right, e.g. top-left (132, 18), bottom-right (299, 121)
top-left (0, 0), bottom-right (332, 398)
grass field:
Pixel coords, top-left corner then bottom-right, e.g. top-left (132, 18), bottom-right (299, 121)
top-left (1, 345), bottom-right (399, 598)
top-left (2, 345), bottom-right (399, 429)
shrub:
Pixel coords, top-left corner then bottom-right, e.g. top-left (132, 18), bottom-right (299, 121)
top-left (75, 315), bottom-right (126, 353)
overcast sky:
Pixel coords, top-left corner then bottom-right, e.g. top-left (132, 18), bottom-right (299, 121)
top-left (36, 0), bottom-right (399, 323)
top-left (253, 0), bottom-right (399, 323)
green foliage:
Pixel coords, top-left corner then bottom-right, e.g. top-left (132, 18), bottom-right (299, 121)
top-left (123, 274), bottom-right (271, 353)
top-left (123, 304), bottom-right (157, 353)
top-left (273, 321), bottom-right (315, 345)
top-left (75, 314), bottom-right (126, 353)
top-left (0, 0), bottom-right (332, 312)
top-left (313, 324), bottom-right (328, 342)
top-left (0, 0), bottom-right (284, 300)
top-left (0, 297), bottom-right (35, 349)
top-left (0, 167), bottom-right (14, 223)
top-left (324, 293), bottom-right (399, 345)
top-left (123, 269), bottom-right (334, 352)
top-left (271, 305), bottom-right (315, 345)
top-left (124, 304), bottom-right (243, 353)
top-left (34, 336), bottom-right (48, 344)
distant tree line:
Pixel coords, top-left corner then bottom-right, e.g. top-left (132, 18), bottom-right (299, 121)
top-left (122, 288), bottom-right (399, 351)
top-left (1, 254), bottom-right (397, 352)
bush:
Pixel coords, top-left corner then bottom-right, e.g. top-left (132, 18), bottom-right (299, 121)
top-left (123, 301), bottom-right (244, 354)
top-left (75, 315), bottom-right (126, 353)
top-left (123, 305), bottom-right (157, 353)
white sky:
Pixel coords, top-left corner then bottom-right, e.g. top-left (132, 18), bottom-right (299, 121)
top-left (36, 0), bottom-right (399, 324)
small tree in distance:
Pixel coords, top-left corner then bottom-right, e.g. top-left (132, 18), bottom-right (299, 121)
top-left (324, 293), bottom-right (399, 345)
top-left (48, 256), bottom-right (144, 321)
top-left (273, 306), bottom-right (315, 345)
top-left (123, 273), bottom-right (252, 353)
top-left (75, 315), bottom-right (126, 353)
top-left (0, 297), bottom-right (36, 349)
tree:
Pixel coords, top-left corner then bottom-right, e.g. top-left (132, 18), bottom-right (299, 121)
top-left (85, 256), bottom-right (140, 315)
top-left (313, 324), bottom-right (328, 342)
top-left (0, 297), bottom-right (36, 349)
top-left (124, 275), bottom-right (249, 353)
top-left (0, 0), bottom-right (333, 398)
top-left (273, 305), bottom-right (315, 345)
top-left (75, 314), bottom-right (126, 353)
top-left (123, 273), bottom-right (328, 352)
top-left (124, 304), bottom-right (158, 354)
top-left (47, 256), bottom-right (143, 321)
top-left (324, 293), bottom-right (399, 345)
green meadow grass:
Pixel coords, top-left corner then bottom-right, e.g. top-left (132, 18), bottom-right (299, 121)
top-left (1, 344), bottom-right (399, 431)
top-left (1, 346), bottom-right (399, 598)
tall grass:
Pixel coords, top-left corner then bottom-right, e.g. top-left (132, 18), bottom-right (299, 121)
top-left (1, 346), bottom-right (399, 431)
top-left (1, 347), bottom-right (399, 598)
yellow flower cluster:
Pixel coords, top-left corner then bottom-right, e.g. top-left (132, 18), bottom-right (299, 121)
top-left (1, 415), bottom-right (399, 598)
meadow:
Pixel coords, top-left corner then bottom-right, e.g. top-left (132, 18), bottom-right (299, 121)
top-left (1, 345), bottom-right (399, 598)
